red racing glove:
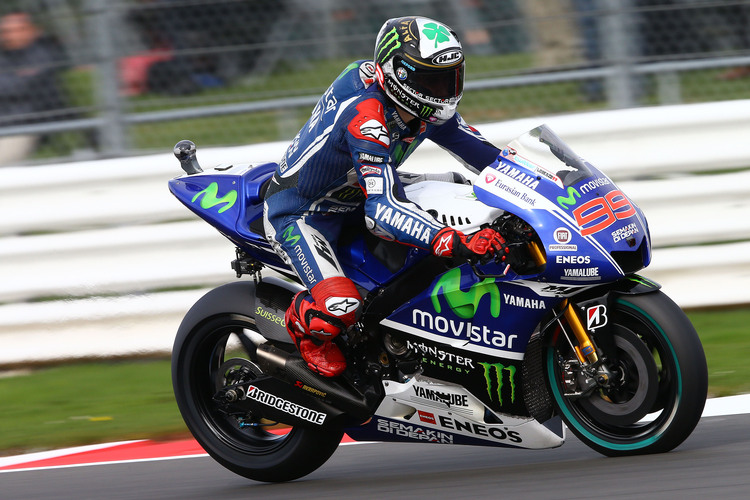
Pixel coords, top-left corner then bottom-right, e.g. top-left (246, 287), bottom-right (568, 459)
top-left (431, 227), bottom-right (510, 263)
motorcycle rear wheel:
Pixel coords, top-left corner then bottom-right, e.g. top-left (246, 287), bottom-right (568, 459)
top-left (545, 291), bottom-right (707, 456)
top-left (172, 313), bottom-right (343, 482)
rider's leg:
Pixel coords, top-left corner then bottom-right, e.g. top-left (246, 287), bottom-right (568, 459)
top-left (264, 212), bottom-right (362, 377)
top-left (286, 277), bottom-right (361, 376)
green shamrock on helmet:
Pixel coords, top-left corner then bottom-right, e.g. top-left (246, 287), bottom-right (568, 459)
top-left (422, 22), bottom-right (451, 49)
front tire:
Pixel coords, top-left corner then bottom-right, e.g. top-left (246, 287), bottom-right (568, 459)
top-left (172, 312), bottom-right (343, 482)
top-left (545, 291), bottom-right (707, 456)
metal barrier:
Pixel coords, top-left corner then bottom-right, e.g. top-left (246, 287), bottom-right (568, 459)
top-left (1, 101), bottom-right (749, 364)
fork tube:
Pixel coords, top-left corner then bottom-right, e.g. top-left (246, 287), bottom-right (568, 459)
top-left (561, 299), bottom-right (599, 364)
top-left (527, 240), bottom-right (547, 266)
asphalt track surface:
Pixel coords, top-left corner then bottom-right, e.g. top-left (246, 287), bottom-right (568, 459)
top-left (3, 412), bottom-right (750, 500)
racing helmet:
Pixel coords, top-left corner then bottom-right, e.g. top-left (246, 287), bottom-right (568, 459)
top-left (374, 16), bottom-right (464, 125)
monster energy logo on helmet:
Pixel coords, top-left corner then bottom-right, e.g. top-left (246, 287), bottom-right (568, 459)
top-left (419, 105), bottom-right (433, 118)
top-left (376, 27), bottom-right (401, 64)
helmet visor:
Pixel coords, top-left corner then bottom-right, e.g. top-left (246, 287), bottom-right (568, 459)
top-left (402, 61), bottom-right (465, 101)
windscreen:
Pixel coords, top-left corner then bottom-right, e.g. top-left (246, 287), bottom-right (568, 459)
top-left (508, 125), bottom-right (593, 187)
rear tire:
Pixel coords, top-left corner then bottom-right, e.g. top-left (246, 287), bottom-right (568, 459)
top-left (545, 291), bottom-right (707, 456)
top-left (172, 312), bottom-right (343, 482)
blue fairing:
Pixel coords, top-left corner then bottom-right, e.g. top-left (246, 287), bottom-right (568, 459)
top-left (168, 161), bottom-right (430, 290)
top-left (381, 125), bottom-right (652, 361)
top-left (169, 125), bottom-right (652, 364)
top-left (473, 131), bottom-right (651, 284)
top-left (168, 162), bottom-right (287, 268)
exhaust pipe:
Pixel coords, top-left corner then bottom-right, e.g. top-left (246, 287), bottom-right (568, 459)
top-left (255, 342), bottom-right (373, 420)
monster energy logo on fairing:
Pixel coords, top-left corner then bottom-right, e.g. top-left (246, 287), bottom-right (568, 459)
top-left (431, 267), bottom-right (501, 319)
top-left (191, 182), bottom-right (237, 213)
top-left (377, 27), bottom-right (401, 62)
top-left (479, 362), bottom-right (517, 405)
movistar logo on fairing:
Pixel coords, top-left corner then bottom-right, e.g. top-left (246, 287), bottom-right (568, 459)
top-left (431, 267), bottom-right (500, 319)
top-left (191, 182), bottom-right (237, 213)
top-left (557, 186), bottom-right (580, 210)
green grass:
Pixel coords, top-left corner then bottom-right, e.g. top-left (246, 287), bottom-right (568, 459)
top-left (1, 305), bottom-right (748, 456)
top-left (0, 360), bottom-right (184, 455)
top-left (686, 308), bottom-right (750, 397)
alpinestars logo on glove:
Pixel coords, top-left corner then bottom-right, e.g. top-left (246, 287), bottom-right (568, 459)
top-left (433, 233), bottom-right (453, 257)
top-left (325, 297), bottom-right (360, 316)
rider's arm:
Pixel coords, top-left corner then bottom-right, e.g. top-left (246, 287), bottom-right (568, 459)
top-left (428, 112), bottom-right (501, 176)
top-left (345, 98), bottom-right (443, 250)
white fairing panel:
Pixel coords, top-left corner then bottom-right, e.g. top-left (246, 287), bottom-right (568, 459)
top-left (404, 180), bottom-right (502, 234)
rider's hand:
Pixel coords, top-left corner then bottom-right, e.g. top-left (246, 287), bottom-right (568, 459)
top-left (431, 227), bottom-right (510, 263)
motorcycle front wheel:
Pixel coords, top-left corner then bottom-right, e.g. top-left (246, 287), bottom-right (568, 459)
top-left (545, 291), bottom-right (708, 456)
top-left (172, 313), bottom-right (343, 482)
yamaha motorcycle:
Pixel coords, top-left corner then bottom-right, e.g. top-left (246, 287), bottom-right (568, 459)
top-left (169, 125), bottom-right (707, 482)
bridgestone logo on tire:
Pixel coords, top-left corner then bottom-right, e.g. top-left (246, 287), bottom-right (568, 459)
top-left (246, 385), bottom-right (327, 425)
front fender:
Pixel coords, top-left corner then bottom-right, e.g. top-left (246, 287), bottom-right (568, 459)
top-left (570, 274), bottom-right (661, 304)
top-left (567, 274), bottom-right (662, 361)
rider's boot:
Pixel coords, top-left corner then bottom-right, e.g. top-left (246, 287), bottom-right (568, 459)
top-left (285, 277), bottom-right (361, 377)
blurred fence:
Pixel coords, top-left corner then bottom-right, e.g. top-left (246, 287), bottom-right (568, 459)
top-left (1, 0), bottom-right (749, 165)
top-left (2, 100), bottom-right (750, 363)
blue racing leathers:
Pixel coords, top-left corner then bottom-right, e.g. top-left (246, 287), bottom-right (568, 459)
top-left (263, 60), bottom-right (501, 290)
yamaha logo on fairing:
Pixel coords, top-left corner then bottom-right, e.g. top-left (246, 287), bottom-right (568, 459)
top-left (502, 294), bottom-right (546, 310)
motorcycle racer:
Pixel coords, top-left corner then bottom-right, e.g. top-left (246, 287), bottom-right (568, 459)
top-left (263, 16), bottom-right (510, 377)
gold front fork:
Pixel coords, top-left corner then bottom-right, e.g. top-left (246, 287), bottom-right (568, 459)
top-left (560, 299), bottom-right (599, 364)
top-left (525, 239), bottom-right (598, 364)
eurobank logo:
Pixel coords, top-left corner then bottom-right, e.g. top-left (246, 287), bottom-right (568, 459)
top-left (191, 182), bottom-right (237, 213)
top-left (431, 267), bottom-right (500, 319)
